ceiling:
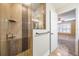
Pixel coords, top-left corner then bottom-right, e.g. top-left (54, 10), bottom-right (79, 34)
top-left (24, 3), bottom-right (71, 11)
top-left (52, 3), bottom-right (77, 12)
top-left (52, 3), bottom-right (68, 10)
top-left (23, 3), bottom-right (77, 13)
top-left (32, 4), bottom-right (40, 8)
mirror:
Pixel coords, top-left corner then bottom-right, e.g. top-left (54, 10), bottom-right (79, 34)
top-left (32, 3), bottom-right (46, 29)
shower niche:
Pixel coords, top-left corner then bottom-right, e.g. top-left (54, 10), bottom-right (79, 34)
top-left (0, 4), bottom-right (32, 56)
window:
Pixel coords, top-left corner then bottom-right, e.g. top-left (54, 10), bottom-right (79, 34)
top-left (58, 23), bottom-right (71, 33)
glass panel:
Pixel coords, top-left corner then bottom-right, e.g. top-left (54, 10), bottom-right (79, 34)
top-left (32, 3), bottom-right (46, 29)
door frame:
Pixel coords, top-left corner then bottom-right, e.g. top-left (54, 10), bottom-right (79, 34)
top-left (58, 7), bottom-right (78, 56)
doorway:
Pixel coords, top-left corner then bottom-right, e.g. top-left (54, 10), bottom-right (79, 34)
top-left (57, 9), bottom-right (76, 56)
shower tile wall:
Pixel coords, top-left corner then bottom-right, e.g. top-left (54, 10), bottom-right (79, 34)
top-left (22, 5), bottom-right (29, 51)
top-left (8, 4), bottom-right (22, 55)
top-left (0, 4), bottom-right (22, 56)
top-left (7, 39), bottom-right (22, 55)
top-left (0, 4), bottom-right (32, 56)
top-left (0, 4), bottom-right (11, 55)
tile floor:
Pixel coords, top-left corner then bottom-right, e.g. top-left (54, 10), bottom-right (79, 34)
top-left (50, 34), bottom-right (75, 56)
top-left (50, 44), bottom-right (72, 56)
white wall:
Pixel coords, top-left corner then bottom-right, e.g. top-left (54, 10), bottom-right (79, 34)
top-left (46, 3), bottom-right (58, 53)
top-left (49, 4), bottom-right (58, 52)
top-left (76, 5), bottom-right (79, 55)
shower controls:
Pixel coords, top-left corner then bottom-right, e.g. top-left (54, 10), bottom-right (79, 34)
top-left (6, 33), bottom-right (16, 39)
